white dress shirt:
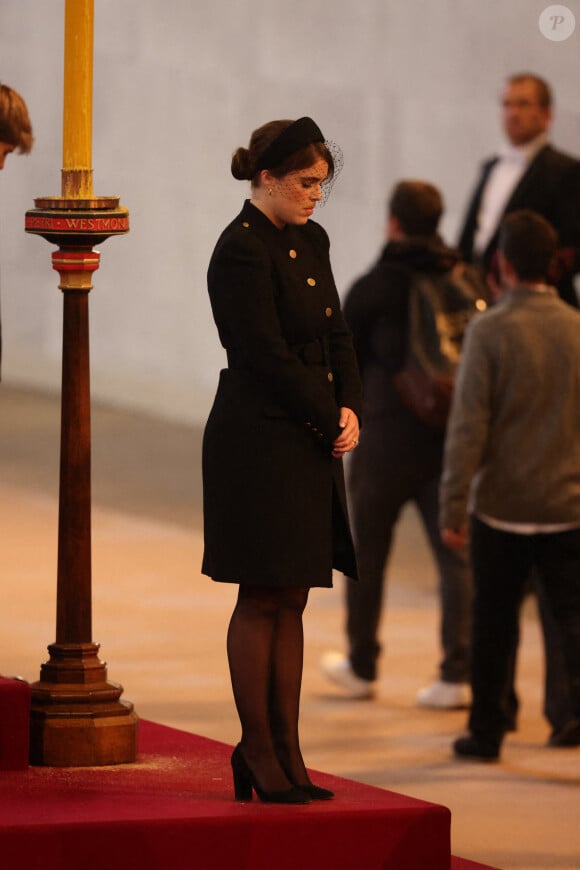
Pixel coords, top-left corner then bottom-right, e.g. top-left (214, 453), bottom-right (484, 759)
top-left (473, 133), bottom-right (549, 256)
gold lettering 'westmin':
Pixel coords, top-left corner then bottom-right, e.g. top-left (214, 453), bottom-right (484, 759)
top-left (64, 217), bottom-right (129, 230)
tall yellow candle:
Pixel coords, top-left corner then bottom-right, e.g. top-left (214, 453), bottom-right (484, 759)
top-left (62, 0), bottom-right (94, 197)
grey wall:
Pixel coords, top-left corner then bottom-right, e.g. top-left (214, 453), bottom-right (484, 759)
top-left (1, 0), bottom-right (579, 423)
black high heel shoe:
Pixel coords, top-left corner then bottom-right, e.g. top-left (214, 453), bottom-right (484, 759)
top-left (278, 761), bottom-right (334, 801)
top-left (231, 745), bottom-right (311, 804)
top-left (291, 781), bottom-right (334, 801)
top-left (282, 767), bottom-right (334, 801)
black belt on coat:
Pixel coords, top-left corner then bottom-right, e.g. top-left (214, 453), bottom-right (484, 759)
top-left (292, 337), bottom-right (329, 365)
top-left (226, 336), bottom-right (329, 369)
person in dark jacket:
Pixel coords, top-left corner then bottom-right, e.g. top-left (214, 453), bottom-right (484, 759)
top-left (203, 117), bottom-right (363, 804)
top-left (321, 180), bottom-right (484, 709)
top-left (458, 73), bottom-right (579, 741)
top-left (458, 73), bottom-right (580, 308)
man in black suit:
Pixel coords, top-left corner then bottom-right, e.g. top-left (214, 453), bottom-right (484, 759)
top-left (458, 73), bottom-right (580, 308)
top-left (458, 74), bottom-right (578, 746)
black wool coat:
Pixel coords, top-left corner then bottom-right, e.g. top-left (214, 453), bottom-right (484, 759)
top-left (202, 200), bottom-right (363, 587)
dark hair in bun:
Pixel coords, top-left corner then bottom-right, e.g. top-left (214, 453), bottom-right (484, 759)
top-left (230, 147), bottom-right (254, 181)
top-left (231, 120), bottom-right (292, 182)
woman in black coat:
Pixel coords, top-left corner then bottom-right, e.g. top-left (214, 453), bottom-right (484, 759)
top-left (203, 117), bottom-right (362, 803)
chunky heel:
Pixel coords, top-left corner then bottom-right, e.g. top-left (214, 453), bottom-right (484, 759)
top-left (230, 744), bottom-right (310, 804)
top-left (231, 744), bottom-right (253, 800)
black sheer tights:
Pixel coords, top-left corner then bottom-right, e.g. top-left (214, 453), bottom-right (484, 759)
top-left (227, 584), bottom-right (311, 792)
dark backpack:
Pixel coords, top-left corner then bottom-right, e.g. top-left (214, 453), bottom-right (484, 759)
top-left (393, 263), bottom-right (487, 428)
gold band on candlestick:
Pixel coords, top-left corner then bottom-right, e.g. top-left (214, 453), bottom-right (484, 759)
top-left (52, 249), bottom-right (100, 291)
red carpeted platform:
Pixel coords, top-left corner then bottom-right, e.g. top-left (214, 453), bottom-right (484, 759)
top-left (0, 719), bottom-right (498, 869)
top-left (452, 860), bottom-right (501, 870)
top-left (0, 676), bottom-right (30, 770)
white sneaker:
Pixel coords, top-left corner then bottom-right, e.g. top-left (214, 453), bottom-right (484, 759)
top-left (320, 651), bottom-right (375, 699)
top-left (416, 680), bottom-right (471, 709)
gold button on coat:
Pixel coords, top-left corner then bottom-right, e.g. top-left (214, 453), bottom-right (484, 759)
top-left (307, 277), bottom-right (316, 286)
top-left (327, 372), bottom-right (334, 382)
top-left (242, 222), bottom-right (250, 228)
top-left (325, 307), bottom-right (332, 317)
top-left (289, 249), bottom-right (297, 259)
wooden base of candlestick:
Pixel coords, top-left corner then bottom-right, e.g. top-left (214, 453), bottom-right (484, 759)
top-left (29, 643), bottom-right (138, 766)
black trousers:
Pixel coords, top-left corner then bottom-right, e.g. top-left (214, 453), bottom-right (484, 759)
top-left (345, 419), bottom-right (472, 683)
top-left (468, 517), bottom-right (580, 745)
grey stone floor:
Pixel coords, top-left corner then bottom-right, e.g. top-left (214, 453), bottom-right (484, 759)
top-left (1, 385), bottom-right (578, 870)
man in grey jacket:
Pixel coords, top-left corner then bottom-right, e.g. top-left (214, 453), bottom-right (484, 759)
top-left (440, 209), bottom-right (580, 761)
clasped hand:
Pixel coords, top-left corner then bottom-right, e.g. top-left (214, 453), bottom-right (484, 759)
top-left (331, 407), bottom-right (360, 458)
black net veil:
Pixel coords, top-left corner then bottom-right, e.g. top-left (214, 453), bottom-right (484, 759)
top-left (318, 138), bottom-right (343, 205)
top-left (249, 117), bottom-right (343, 207)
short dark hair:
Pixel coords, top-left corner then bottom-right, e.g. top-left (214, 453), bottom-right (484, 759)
top-left (498, 210), bottom-right (558, 282)
top-left (506, 73), bottom-right (552, 108)
top-left (388, 180), bottom-right (443, 237)
top-left (0, 83), bottom-right (33, 152)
